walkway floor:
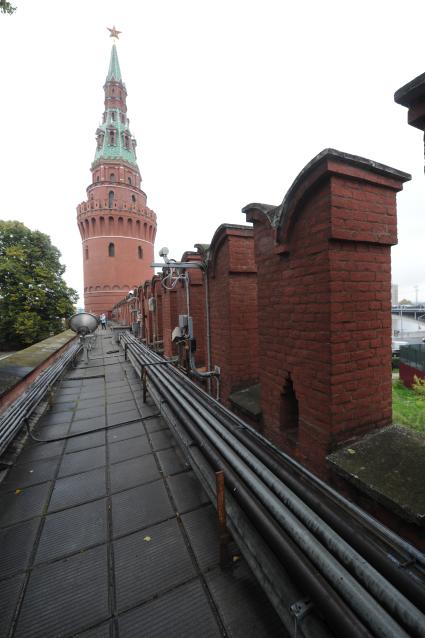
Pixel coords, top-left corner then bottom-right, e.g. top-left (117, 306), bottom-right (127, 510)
top-left (0, 329), bottom-right (284, 638)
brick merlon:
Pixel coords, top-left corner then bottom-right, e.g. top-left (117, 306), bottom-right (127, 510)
top-left (242, 148), bottom-right (411, 241)
top-left (208, 223), bottom-right (254, 275)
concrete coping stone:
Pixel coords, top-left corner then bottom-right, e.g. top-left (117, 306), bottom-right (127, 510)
top-left (243, 148), bottom-right (411, 231)
top-left (394, 71), bottom-right (425, 107)
top-left (327, 424), bottom-right (425, 526)
top-left (229, 383), bottom-right (262, 420)
top-left (0, 330), bottom-right (76, 400)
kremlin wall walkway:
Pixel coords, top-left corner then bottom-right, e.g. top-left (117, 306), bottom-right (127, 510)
top-left (0, 329), bottom-right (283, 638)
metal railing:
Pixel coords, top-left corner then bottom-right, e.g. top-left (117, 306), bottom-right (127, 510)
top-left (0, 340), bottom-right (82, 458)
top-left (400, 343), bottom-right (425, 372)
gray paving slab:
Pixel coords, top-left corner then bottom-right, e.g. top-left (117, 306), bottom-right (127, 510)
top-left (74, 622), bottom-right (112, 637)
top-left (112, 480), bottom-right (174, 537)
top-left (33, 422), bottom-right (70, 439)
top-left (117, 578), bottom-right (222, 638)
top-left (69, 416), bottom-right (106, 435)
top-left (15, 545), bottom-right (109, 638)
top-left (109, 434), bottom-right (150, 464)
top-left (58, 445), bottom-right (106, 477)
top-left (110, 454), bottom-right (160, 493)
top-left (106, 399), bottom-right (137, 415)
top-left (114, 517), bottom-right (196, 612)
top-left (79, 388), bottom-right (105, 400)
top-left (0, 573), bottom-right (25, 638)
top-left (0, 328), bottom-right (285, 637)
top-left (108, 409), bottom-right (140, 426)
top-left (74, 405), bottom-right (106, 421)
top-left (60, 379), bottom-right (83, 388)
top-left (144, 415), bottom-right (167, 433)
top-left (35, 498), bottom-right (107, 564)
top-left (0, 482), bottom-right (51, 527)
top-left (55, 389), bottom-right (81, 399)
top-left (182, 505), bottom-right (220, 571)
top-left (77, 396), bottom-right (106, 410)
top-left (49, 400), bottom-right (77, 413)
top-left (0, 518), bottom-right (41, 579)
top-left (104, 380), bottom-right (128, 389)
top-left (17, 440), bottom-right (65, 464)
top-left (106, 421), bottom-right (144, 443)
top-left (167, 471), bottom-right (210, 514)
top-left (149, 428), bottom-right (176, 451)
top-left (205, 562), bottom-right (285, 638)
top-left (105, 392), bottom-right (134, 405)
top-left (0, 457), bottom-right (60, 492)
top-left (156, 447), bottom-right (188, 476)
top-left (49, 467), bottom-right (106, 512)
top-left (65, 430), bottom-right (106, 453)
top-left (38, 411), bottom-right (74, 426)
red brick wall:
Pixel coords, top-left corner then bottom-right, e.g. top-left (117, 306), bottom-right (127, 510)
top-left (245, 151), bottom-right (409, 477)
top-left (209, 226), bottom-right (258, 406)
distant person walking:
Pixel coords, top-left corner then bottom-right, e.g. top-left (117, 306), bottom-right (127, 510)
top-left (100, 313), bottom-right (107, 330)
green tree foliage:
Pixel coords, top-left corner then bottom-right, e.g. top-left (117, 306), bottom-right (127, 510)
top-left (0, 1), bottom-right (17, 14)
top-left (0, 221), bottom-right (78, 348)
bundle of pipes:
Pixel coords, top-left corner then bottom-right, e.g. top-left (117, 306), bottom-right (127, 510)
top-left (121, 332), bottom-right (425, 638)
top-left (0, 340), bottom-right (82, 457)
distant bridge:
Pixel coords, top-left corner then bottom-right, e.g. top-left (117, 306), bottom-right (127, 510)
top-left (392, 306), bottom-right (425, 319)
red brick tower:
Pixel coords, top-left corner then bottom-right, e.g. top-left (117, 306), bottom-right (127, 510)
top-left (77, 36), bottom-right (156, 315)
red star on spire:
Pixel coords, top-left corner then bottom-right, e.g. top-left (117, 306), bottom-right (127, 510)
top-left (107, 26), bottom-right (121, 40)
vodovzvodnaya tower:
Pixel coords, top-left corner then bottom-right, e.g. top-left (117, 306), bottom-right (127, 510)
top-left (77, 34), bottom-right (156, 315)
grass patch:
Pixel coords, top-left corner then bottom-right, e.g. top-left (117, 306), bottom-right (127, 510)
top-left (392, 380), bottom-right (425, 433)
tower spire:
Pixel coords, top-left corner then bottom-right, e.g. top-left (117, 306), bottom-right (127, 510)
top-left (106, 44), bottom-right (122, 82)
top-left (93, 37), bottom-right (138, 168)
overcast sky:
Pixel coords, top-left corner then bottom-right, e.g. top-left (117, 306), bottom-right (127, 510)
top-left (1, 0), bottom-right (424, 304)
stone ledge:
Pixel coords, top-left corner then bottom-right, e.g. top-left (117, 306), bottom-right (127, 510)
top-left (0, 330), bottom-right (76, 403)
top-left (229, 383), bottom-right (262, 421)
top-left (327, 425), bottom-right (425, 526)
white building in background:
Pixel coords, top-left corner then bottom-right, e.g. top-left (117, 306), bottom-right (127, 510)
top-left (391, 284), bottom-right (399, 305)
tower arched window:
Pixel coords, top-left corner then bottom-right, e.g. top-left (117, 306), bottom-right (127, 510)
top-left (96, 176), bottom-right (100, 182)
top-left (128, 177), bottom-right (132, 185)
top-left (110, 173), bottom-right (115, 182)
top-left (108, 190), bottom-right (114, 208)
top-left (85, 247), bottom-right (89, 260)
top-left (111, 112), bottom-right (115, 121)
top-left (108, 242), bottom-right (115, 257)
top-left (138, 246), bottom-right (143, 259)
top-left (131, 194), bottom-right (136, 203)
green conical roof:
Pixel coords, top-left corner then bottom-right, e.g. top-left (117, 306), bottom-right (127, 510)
top-left (93, 44), bottom-right (138, 168)
top-left (107, 44), bottom-right (122, 82)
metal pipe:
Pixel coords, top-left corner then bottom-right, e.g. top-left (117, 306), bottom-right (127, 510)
top-left (122, 335), bottom-right (425, 638)
top-left (121, 337), bottom-right (421, 638)
top-left (171, 367), bottom-right (425, 574)
top-left (146, 365), bottom-right (410, 638)
top-left (233, 427), bottom-right (425, 614)
top-left (144, 362), bottom-right (372, 638)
